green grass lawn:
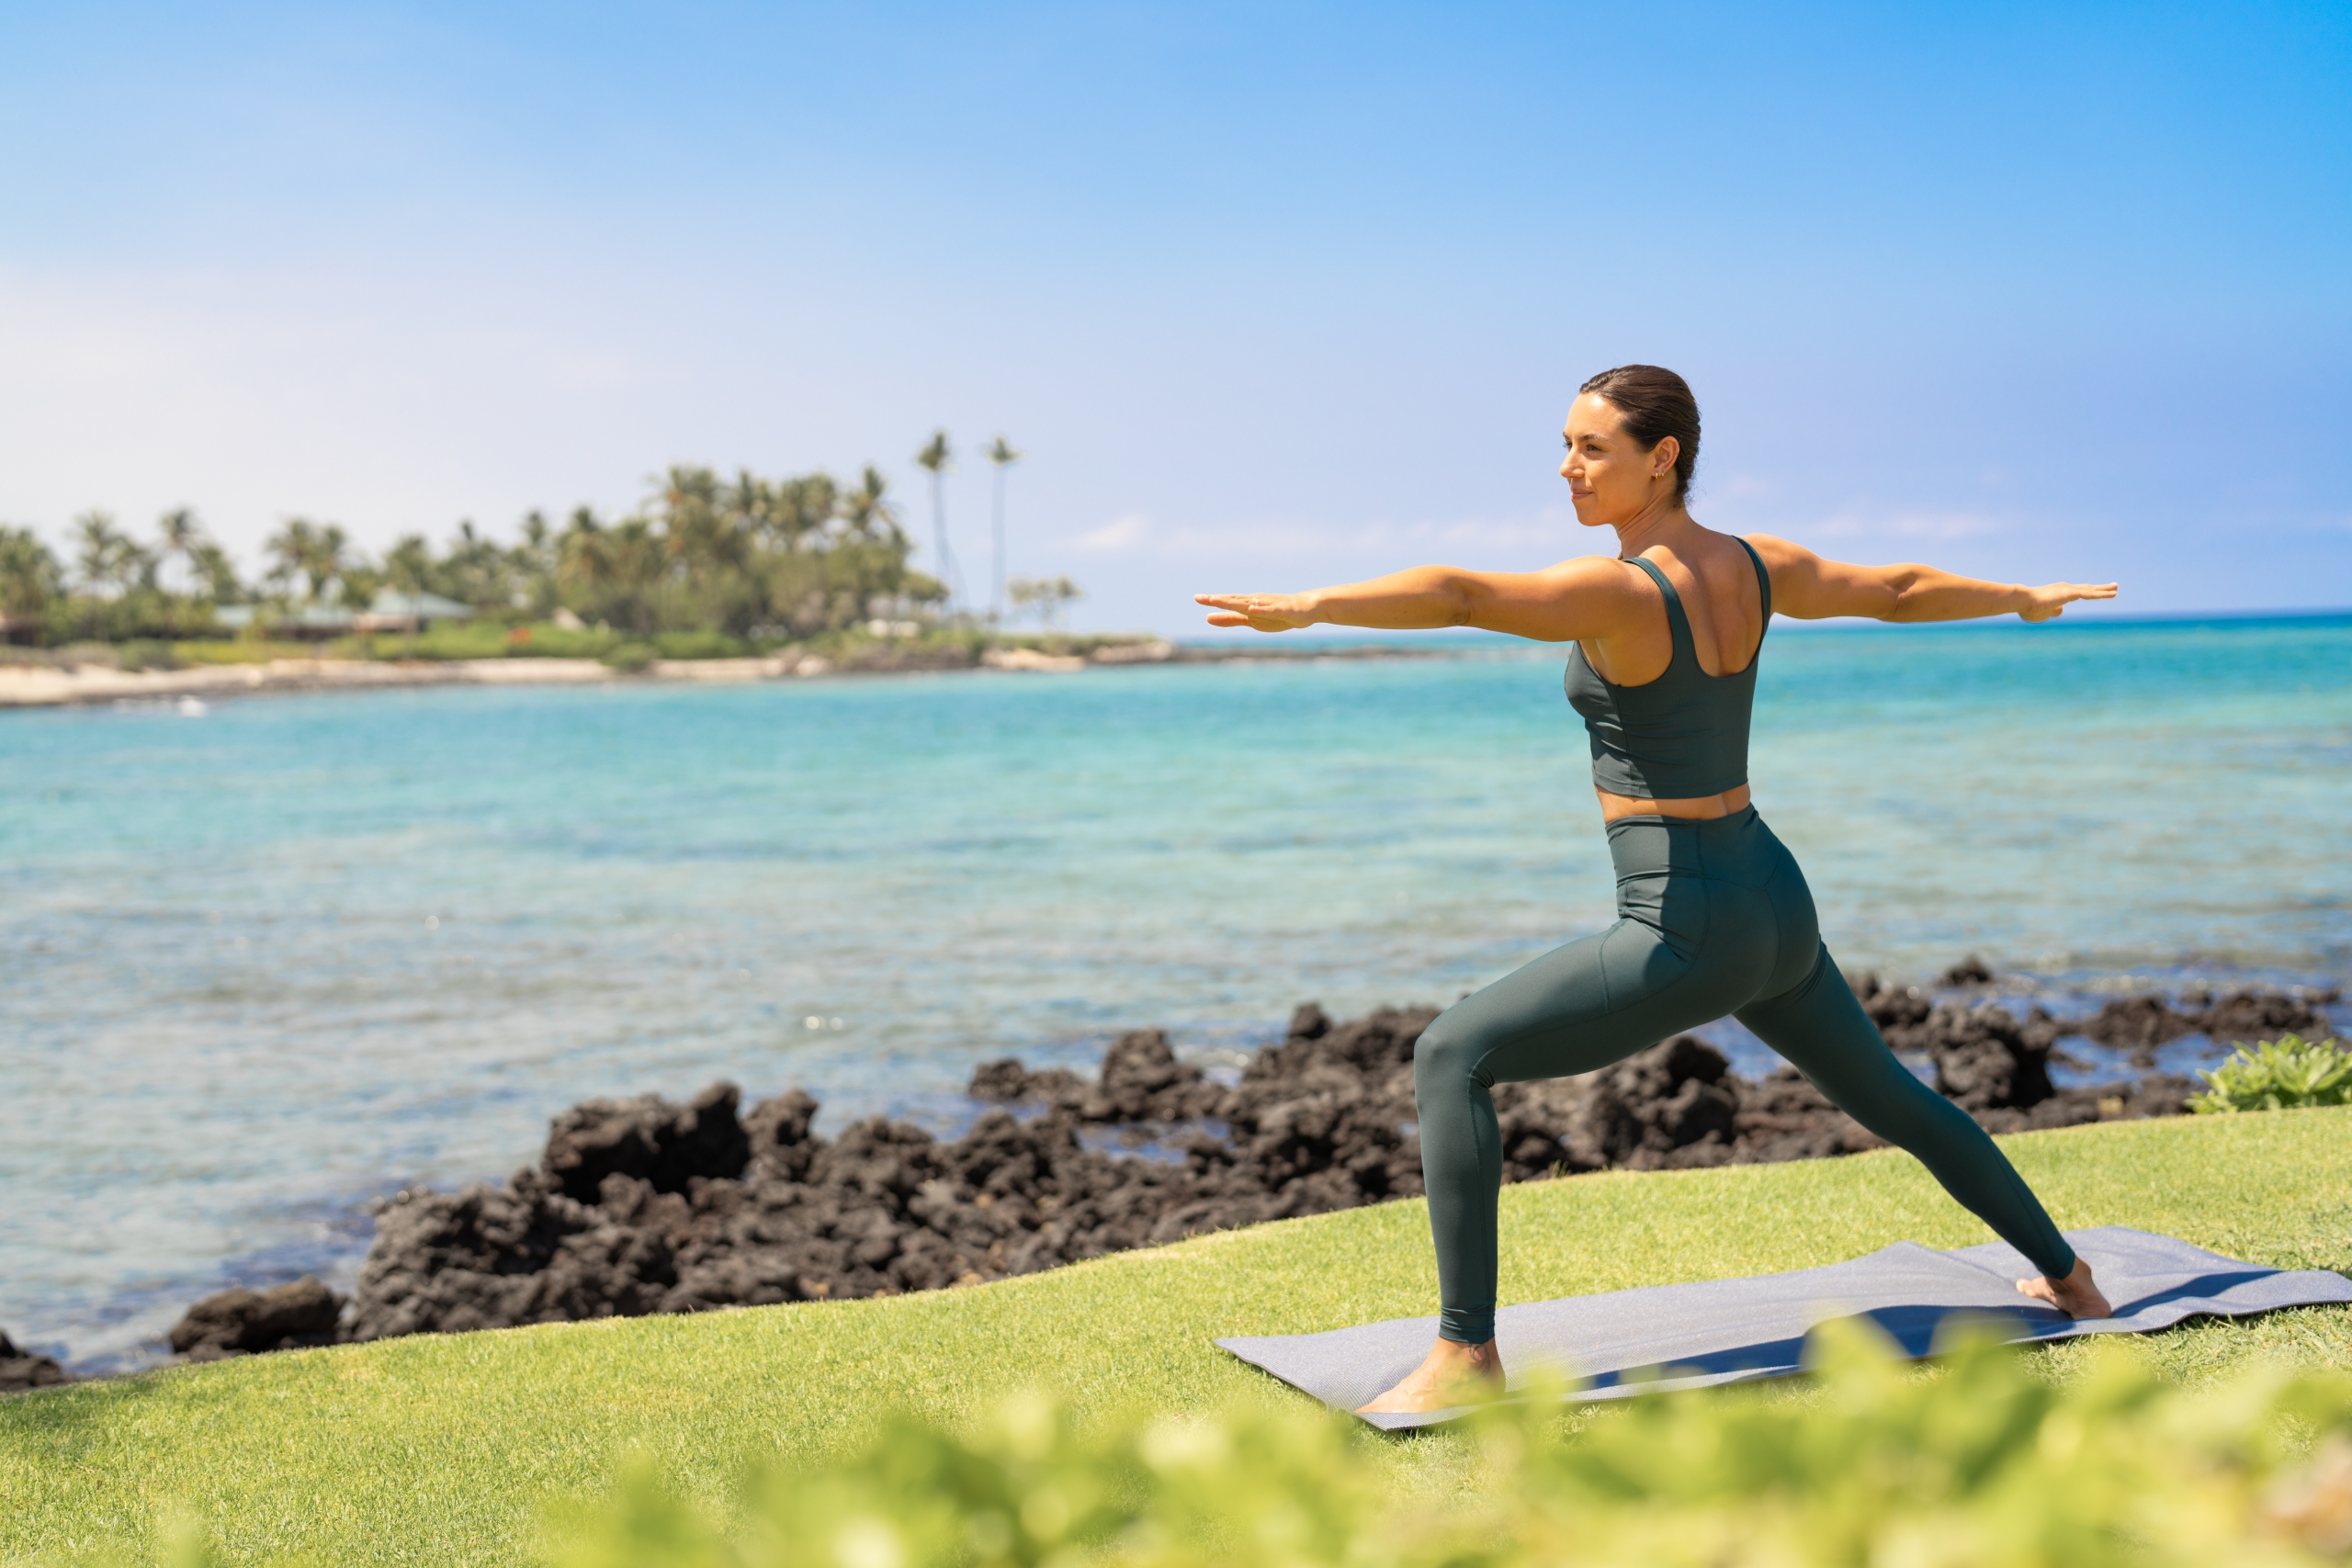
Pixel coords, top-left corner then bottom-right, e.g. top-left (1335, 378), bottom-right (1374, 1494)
top-left (6, 1109), bottom-right (2348, 1566)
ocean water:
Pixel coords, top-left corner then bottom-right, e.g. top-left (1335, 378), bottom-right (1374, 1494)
top-left (5, 615), bottom-right (2348, 1371)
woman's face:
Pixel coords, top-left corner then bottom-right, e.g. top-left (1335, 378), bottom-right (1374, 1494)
top-left (1559, 392), bottom-right (1677, 528)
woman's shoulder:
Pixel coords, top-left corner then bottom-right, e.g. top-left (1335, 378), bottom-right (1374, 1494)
top-left (1733, 532), bottom-right (1813, 561)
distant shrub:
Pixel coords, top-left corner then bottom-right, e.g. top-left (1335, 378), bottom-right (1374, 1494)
top-left (543, 1324), bottom-right (2352, 1568)
top-left (602, 642), bottom-right (659, 674)
top-left (171, 640), bottom-right (300, 666)
top-left (651, 629), bottom-right (749, 660)
top-left (50, 640), bottom-right (121, 670)
top-left (2192, 1035), bottom-right (2352, 1114)
top-left (116, 638), bottom-right (181, 672)
top-left (509, 625), bottom-right (620, 659)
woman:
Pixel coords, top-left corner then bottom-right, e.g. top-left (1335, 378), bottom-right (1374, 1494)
top-left (1196, 365), bottom-right (2119, 1415)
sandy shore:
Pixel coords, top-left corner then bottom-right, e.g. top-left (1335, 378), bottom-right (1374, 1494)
top-left (1, 656), bottom-right (639, 709)
top-left (0, 638), bottom-right (1463, 709)
top-left (0, 649), bottom-right (1102, 709)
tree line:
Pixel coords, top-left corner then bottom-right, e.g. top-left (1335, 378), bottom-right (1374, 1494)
top-left (0, 463), bottom-right (1012, 647)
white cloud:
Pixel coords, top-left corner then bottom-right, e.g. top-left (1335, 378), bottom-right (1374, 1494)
top-left (1074, 513), bottom-right (1150, 550)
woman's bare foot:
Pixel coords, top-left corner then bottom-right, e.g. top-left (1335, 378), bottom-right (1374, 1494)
top-left (2015, 1257), bottom-right (2113, 1319)
top-left (1356, 1337), bottom-right (1505, 1414)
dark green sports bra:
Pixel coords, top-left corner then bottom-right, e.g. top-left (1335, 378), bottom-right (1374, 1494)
top-left (1562, 537), bottom-right (1772, 799)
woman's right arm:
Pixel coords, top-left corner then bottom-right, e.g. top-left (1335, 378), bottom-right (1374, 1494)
top-left (1197, 557), bottom-right (1645, 640)
top-left (1747, 535), bottom-right (2118, 623)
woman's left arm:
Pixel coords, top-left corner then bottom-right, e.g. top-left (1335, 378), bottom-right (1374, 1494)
top-left (1747, 535), bottom-right (2118, 623)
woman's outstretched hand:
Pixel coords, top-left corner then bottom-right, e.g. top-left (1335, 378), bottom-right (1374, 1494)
top-left (2018, 581), bottom-right (2119, 622)
top-left (1195, 592), bottom-right (1316, 632)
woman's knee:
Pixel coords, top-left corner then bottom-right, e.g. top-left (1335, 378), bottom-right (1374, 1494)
top-left (1411, 1010), bottom-right (1490, 1106)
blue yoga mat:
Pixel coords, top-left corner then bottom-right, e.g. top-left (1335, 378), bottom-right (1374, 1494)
top-left (1215, 1226), bottom-right (2352, 1431)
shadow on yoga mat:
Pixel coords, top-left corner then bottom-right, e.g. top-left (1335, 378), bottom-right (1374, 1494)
top-left (1215, 1227), bottom-right (2352, 1431)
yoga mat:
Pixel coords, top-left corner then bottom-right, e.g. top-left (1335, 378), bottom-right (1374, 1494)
top-left (1216, 1226), bottom-right (2352, 1431)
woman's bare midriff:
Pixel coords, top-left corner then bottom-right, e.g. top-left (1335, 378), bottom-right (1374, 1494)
top-left (1597, 783), bottom-right (1751, 822)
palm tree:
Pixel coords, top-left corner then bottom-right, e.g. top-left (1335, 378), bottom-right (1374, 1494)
top-left (557, 512), bottom-right (614, 613)
top-left (657, 464), bottom-right (745, 582)
top-left (155, 507), bottom-right (205, 596)
top-left (263, 519), bottom-right (311, 599)
top-left (841, 468), bottom-right (902, 544)
top-left (914, 431), bottom-right (959, 606)
top-left (985, 435), bottom-right (1022, 622)
top-left (264, 519), bottom-right (317, 599)
top-left (0, 526), bottom-right (62, 638)
top-left (384, 533), bottom-right (436, 645)
top-left (1007, 574), bottom-right (1081, 629)
top-left (72, 511), bottom-right (153, 596)
top-left (768, 473), bottom-right (839, 551)
top-left (190, 542), bottom-right (243, 604)
top-left (71, 512), bottom-right (115, 591)
top-left (262, 518), bottom-right (353, 605)
top-left (314, 525), bottom-right (352, 600)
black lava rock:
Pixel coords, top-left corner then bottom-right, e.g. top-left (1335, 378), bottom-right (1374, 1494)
top-left (168, 962), bottom-right (2315, 1359)
top-left (167, 1277), bottom-right (345, 1360)
top-left (0, 1330), bottom-right (73, 1394)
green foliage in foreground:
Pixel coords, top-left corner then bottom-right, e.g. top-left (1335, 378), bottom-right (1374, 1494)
top-left (2194, 1036), bottom-right (2352, 1114)
top-left (4, 1110), bottom-right (2348, 1566)
top-left (553, 1326), bottom-right (2352, 1568)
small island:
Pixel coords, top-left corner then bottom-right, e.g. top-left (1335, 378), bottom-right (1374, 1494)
top-left (0, 463), bottom-right (1442, 707)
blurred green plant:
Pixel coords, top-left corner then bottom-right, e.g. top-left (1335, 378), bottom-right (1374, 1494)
top-left (603, 642), bottom-right (660, 674)
top-left (2192, 1035), bottom-right (2352, 1114)
top-left (651, 629), bottom-right (750, 660)
top-left (543, 1323), bottom-right (2352, 1568)
top-left (1006, 573), bottom-right (1082, 628)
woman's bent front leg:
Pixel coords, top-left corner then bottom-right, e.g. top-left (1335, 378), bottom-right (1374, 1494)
top-left (1408, 914), bottom-right (1747, 1348)
top-left (1362, 914), bottom-right (1748, 1415)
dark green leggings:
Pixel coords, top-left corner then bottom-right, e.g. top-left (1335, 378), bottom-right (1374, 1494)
top-left (1414, 807), bottom-right (2076, 1345)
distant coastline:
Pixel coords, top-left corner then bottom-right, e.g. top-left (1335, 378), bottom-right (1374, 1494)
top-left (0, 636), bottom-right (1468, 710)
top-left (13, 606), bottom-right (2352, 710)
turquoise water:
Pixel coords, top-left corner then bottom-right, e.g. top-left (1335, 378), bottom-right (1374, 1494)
top-left (5, 615), bottom-right (2349, 1370)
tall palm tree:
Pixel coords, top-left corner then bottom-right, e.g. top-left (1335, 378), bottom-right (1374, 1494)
top-left (985, 435), bottom-right (1022, 622)
top-left (307, 525), bottom-right (351, 600)
top-left (841, 468), bottom-right (902, 544)
top-left (190, 542), bottom-right (243, 604)
top-left (914, 431), bottom-right (959, 605)
top-left (262, 518), bottom-right (351, 603)
top-left (155, 507), bottom-right (204, 596)
top-left (385, 533), bottom-right (436, 645)
top-left (771, 473), bottom-right (839, 551)
top-left (71, 511), bottom-right (114, 591)
top-left (263, 519), bottom-right (316, 599)
top-left (71, 511), bottom-right (151, 596)
top-left (0, 526), bottom-right (63, 637)
top-left (557, 512), bottom-right (615, 614)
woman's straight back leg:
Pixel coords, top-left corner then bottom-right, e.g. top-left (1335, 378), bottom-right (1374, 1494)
top-left (1733, 942), bottom-right (2076, 1280)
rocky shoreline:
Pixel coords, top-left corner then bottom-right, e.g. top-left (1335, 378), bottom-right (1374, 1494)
top-left (0, 967), bottom-right (2285, 1380)
top-left (4, 967), bottom-right (2334, 1384)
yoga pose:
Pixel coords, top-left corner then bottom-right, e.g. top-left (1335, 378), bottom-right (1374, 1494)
top-left (1196, 365), bottom-right (2120, 1415)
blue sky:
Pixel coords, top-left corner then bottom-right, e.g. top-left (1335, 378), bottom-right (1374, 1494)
top-left (2, 2), bottom-right (2346, 632)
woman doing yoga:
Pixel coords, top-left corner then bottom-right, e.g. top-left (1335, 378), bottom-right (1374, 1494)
top-left (1195, 365), bottom-right (2120, 1416)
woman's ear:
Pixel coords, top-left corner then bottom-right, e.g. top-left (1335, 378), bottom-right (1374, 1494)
top-left (1649, 434), bottom-right (1679, 480)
